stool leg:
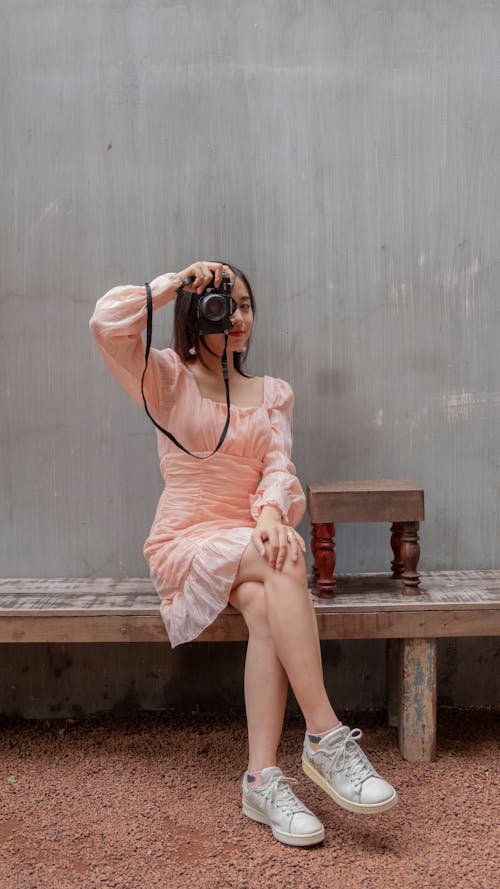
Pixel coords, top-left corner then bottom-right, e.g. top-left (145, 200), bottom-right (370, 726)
top-left (311, 522), bottom-right (336, 597)
top-left (390, 522), bottom-right (404, 578)
top-left (400, 521), bottom-right (421, 594)
top-left (310, 526), bottom-right (319, 582)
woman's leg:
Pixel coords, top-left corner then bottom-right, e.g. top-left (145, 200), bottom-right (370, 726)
top-left (230, 582), bottom-right (288, 771)
top-left (232, 546), bottom-right (397, 820)
top-left (233, 544), bottom-right (341, 735)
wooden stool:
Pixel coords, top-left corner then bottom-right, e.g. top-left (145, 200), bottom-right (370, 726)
top-left (307, 480), bottom-right (425, 597)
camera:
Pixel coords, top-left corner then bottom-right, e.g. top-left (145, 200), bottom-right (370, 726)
top-left (181, 273), bottom-right (237, 334)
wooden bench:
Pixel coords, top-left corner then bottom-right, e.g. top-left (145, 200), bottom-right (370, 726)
top-left (307, 479), bottom-right (425, 596)
top-left (1, 573), bottom-right (499, 764)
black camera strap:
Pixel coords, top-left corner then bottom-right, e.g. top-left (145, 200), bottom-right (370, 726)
top-left (140, 283), bottom-right (231, 459)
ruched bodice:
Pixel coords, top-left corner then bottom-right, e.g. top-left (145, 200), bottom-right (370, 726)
top-left (157, 451), bottom-right (263, 527)
top-left (90, 278), bottom-right (305, 646)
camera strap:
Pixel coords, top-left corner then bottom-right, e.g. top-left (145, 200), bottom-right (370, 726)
top-left (140, 283), bottom-right (231, 459)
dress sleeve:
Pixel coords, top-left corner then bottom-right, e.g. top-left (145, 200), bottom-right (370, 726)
top-left (89, 275), bottom-right (182, 414)
top-left (249, 378), bottom-right (306, 528)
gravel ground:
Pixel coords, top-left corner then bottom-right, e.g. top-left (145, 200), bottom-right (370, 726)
top-left (0, 709), bottom-right (498, 889)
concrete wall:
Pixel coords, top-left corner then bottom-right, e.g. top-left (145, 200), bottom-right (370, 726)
top-left (1, 1), bottom-right (499, 712)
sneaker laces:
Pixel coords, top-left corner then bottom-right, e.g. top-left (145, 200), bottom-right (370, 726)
top-left (325, 728), bottom-right (376, 785)
top-left (260, 774), bottom-right (307, 816)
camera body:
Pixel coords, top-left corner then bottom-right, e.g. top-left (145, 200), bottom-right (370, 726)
top-left (182, 273), bottom-right (237, 334)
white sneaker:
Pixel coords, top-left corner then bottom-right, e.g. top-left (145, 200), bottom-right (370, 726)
top-left (302, 726), bottom-right (398, 814)
top-left (241, 766), bottom-right (325, 847)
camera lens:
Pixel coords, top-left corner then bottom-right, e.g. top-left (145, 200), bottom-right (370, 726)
top-left (199, 293), bottom-right (227, 322)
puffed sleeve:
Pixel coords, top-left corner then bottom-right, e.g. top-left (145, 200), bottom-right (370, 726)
top-left (89, 275), bottom-right (182, 415)
top-left (249, 378), bottom-right (306, 528)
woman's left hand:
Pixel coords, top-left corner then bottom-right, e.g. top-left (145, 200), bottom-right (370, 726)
top-left (252, 507), bottom-right (306, 571)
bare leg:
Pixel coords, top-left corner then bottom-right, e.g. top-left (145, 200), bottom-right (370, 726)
top-left (233, 543), bottom-right (341, 735)
top-left (230, 582), bottom-right (289, 772)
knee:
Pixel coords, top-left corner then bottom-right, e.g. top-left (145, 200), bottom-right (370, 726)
top-left (271, 551), bottom-right (308, 590)
top-left (231, 581), bottom-right (271, 637)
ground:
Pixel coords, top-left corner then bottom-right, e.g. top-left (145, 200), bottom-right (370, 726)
top-left (0, 709), bottom-right (498, 889)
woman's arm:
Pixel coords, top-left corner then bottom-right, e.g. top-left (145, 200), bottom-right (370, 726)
top-left (250, 379), bottom-right (306, 570)
top-left (89, 261), bottom-right (229, 410)
top-left (89, 274), bottom-right (182, 410)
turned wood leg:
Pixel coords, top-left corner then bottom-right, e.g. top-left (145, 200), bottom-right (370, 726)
top-left (310, 526), bottom-right (319, 581)
top-left (400, 521), bottom-right (421, 594)
top-left (311, 522), bottom-right (336, 597)
top-left (390, 522), bottom-right (404, 578)
top-left (398, 638), bottom-right (437, 763)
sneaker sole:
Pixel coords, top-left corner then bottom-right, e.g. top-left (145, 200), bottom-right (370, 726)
top-left (242, 797), bottom-right (325, 847)
top-left (302, 756), bottom-right (398, 814)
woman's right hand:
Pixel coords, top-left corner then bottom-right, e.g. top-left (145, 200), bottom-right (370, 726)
top-left (177, 261), bottom-right (233, 295)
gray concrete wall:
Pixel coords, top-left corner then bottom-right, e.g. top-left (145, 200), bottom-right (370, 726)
top-left (1, 1), bottom-right (499, 711)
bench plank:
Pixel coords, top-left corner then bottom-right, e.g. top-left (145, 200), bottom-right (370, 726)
top-left (2, 607), bottom-right (498, 644)
top-left (1, 572), bottom-right (500, 613)
top-left (1, 572), bottom-right (499, 643)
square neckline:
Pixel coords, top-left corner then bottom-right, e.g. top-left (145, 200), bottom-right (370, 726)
top-left (183, 362), bottom-right (267, 409)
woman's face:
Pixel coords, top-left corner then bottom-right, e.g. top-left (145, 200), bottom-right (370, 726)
top-left (201, 276), bottom-right (254, 357)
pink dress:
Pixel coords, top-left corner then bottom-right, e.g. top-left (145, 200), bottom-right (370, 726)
top-left (90, 275), bottom-right (305, 647)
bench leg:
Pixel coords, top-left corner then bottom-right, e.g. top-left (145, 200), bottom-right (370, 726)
top-left (400, 521), bottom-right (421, 594)
top-left (398, 638), bottom-right (437, 763)
top-left (311, 522), bottom-right (336, 597)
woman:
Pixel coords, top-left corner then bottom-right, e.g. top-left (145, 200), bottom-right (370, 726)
top-left (90, 260), bottom-right (397, 848)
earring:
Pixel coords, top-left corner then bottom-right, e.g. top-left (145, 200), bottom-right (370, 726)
top-left (188, 347), bottom-right (196, 356)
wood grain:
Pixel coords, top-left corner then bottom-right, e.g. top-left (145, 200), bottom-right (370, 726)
top-left (398, 638), bottom-right (437, 763)
top-left (0, 572), bottom-right (499, 643)
top-left (307, 480), bottom-right (425, 523)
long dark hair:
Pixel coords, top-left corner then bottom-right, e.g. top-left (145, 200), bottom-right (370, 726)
top-left (173, 263), bottom-right (255, 376)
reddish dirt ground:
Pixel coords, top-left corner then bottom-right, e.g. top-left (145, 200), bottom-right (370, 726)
top-left (0, 709), bottom-right (498, 889)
